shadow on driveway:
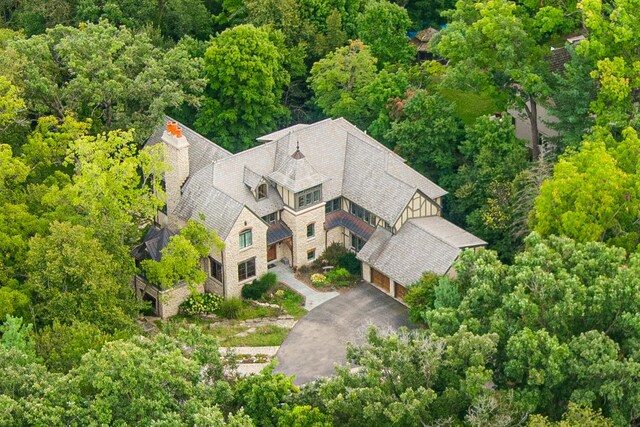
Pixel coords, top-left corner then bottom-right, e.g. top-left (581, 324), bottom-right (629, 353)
top-left (274, 282), bottom-right (411, 385)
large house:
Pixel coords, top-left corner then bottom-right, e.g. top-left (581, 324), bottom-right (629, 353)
top-left (133, 117), bottom-right (485, 317)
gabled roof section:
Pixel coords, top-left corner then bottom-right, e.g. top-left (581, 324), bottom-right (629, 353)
top-left (342, 133), bottom-right (416, 224)
top-left (357, 217), bottom-right (486, 285)
top-left (146, 116), bottom-right (232, 175)
top-left (131, 226), bottom-right (177, 262)
top-left (174, 164), bottom-right (245, 240)
top-left (268, 142), bottom-right (330, 193)
top-left (243, 166), bottom-right (263, 191)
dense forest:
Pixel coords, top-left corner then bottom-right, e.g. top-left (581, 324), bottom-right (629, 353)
top-left (1, 0), bottom-right (640, 425)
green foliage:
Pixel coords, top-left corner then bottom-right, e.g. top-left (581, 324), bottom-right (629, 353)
top-left (325, 267), bottom-right (351, 287)
top-left (0, 286), bottom-right (29, 319)
top-left (298, 326), bottom-right (505, 426)
top-left (234, 365), bottom-right (298, 427)
top-left (356, 0), bottom-right (415, 66)
top-left (308, 40), bottom-right (378, 129)
top-left (242, 272), bottom-right (278, 300)
top-left (407, 233), bottom-right (640, 422)
top-left (142, 219), bottom-right (224, 290)
top-left (277, 405), bottom-right (332, 427)
top-left (433, 0), bottom-right (550, 156)
top-left (404, 273), bottom-right (439, 323)
top-left (0, 315), bottom-right (35, 358)
top-left (532, 128), bottom-right (640, 251)
top-left (6, 21), bottom-right (205, 139)
top-left (195, 24), bottom-right (290, 152)
top-left (219, 297), bottom-right (243, 319)
top-left (179, 293), bottom-right (223, 316)
top-left (385, 90), bottom-right (464, 181)
top-left (27, 221), bottom-right (139, 333)
top-left (34, 320), bottom-right (111, 372)
top-left (320, 242), bottom-right (348, 267)
top-left (336, 251), bottom-right (360, 275)
top-left (0, 76), bottom-right (25, 127)
top-left (527, 403), bottom-right (614, 427)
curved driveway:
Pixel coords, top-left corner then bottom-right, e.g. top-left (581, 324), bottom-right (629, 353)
top-left (274, 282), bottom-right (411, 385)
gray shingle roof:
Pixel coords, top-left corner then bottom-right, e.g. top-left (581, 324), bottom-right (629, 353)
top-left (174, 165), bottom-right (245, 240)
top-left (165, 117), bottom-right (450, 239)
top-left (131, 226), bottom-right (177, 262)
top-left (268, 148), bottom-right (330, 193)
top-left (357, 217), bottom-right (486, 285)
top-left (257, 123), bottom-right (312, 142)
top-left (243, 166), bottom-right (263, 191)
top-left (146, 116), bottom-right (232, 175)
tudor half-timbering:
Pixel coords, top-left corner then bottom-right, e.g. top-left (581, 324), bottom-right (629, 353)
top-left (133, 117), bottom-right (485, 317)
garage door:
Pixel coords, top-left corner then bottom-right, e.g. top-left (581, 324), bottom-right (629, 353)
top-left (371, 268), bottom-right (390, 293)
top-left (394, 282), bottom-right (407, 301)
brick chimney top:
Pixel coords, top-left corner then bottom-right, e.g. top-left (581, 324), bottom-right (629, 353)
top-left (166, 121), bottom-right (183, 138)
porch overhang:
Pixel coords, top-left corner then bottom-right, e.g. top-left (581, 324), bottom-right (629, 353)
top-left (324, 210), bottom-right (376, 240)
top-left (267, 221), bottom-right (293, 245)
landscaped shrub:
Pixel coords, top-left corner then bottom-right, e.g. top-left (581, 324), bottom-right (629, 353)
top-left (326, 267), bottom-right (352, 287)
top-left (180, 293), bottom-right (223, 316)
top-left (404, 273), bottom-right (439, 323)
top-left (241, 272), bottom-right (277, 300)
top-left (337, 252), bottom-right (361, 275)
top-left (310, 273), bottom-right (329, 287)
top-left (219, 297), bottom-right (243, 319)
top-left (321, 242), bottom-right (347, 266)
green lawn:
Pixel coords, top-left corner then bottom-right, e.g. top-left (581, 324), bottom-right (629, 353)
top-left (438, 87), bottom-right (507, 125)
top-left (275, 289), bottom-right (307, 319)
top-left (204, 323), bottom-right (290, 347)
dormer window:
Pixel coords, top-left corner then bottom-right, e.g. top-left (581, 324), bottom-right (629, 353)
top-left (257, 183), bottom-right (267, 200)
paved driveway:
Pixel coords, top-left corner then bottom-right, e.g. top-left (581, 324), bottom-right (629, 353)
top-left (274, 282), bottom-right (411, 385)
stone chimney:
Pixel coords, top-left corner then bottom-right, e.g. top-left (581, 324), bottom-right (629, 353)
top-left (161, 120), bottom-right (190, 221)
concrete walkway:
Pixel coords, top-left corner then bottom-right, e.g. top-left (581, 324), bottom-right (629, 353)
top-left (269, 262), bottom-right (338, 310)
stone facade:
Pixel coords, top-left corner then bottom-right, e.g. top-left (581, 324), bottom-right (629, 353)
top-left (162, 125), bottom-right (190, 227)
top-left (220, 207), bottom-right (269, 298)
top-left (326, 225), bottom-right (345, 248)
top-left (133, 276), bottom-right (204, 319)
top-left (280, 203), bottom-right (326, 268)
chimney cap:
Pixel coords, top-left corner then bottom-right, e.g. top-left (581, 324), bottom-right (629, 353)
top-left (166, 120), bottom-right (183, 138)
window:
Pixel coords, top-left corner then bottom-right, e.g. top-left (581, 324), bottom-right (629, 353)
top-left (307, 223), bottom-right (315, 238)
top-left (257, 183), bottom-right (267, 200)
top-left (209, 257), bottom-right (223, 282)
top-left (159, 179), bottom-right (167, 215)
top-left (239, 229), bottom-right (252, 248)
top-left (295, 186), bottom-right (322, 209)
top-left (351, 233), bottom-right (366, 252)
top-left (349, 202), bottom-right (377, 226)
top-left (325, 197), bottom-right (341, 214)
top-left (307, 249), bottom-right (316, 261)
top-left (238, 257), bottom-right (256, 281)
top-left (262, 212), bottom-right (278, 224)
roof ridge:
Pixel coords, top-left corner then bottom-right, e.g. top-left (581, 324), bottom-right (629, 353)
top-left (405, 217), bottom-right (463, 250)
top-left (164, 115), bottom-right (232, 156)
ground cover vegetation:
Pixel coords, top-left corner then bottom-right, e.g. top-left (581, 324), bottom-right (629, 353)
top-left (1, 0), bottom-right (640, 424)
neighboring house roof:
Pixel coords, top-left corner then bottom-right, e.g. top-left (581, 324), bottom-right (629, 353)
top-left (324, 210), bottom-right (376, 240)
top-left (357, 217), bottom-right (486, 285)
top-left (131, 226), bottom-right (177, 262)
top-left (548, 47), bottom-right (571, 73)
top-left (409, 27), bottom-right (439, 52)
top-left (267, 221), bottom-right (293, 245)
top-left (146, 115), bottom-right (232, 174)
top-left (153, 116), bottom-right (448, 238)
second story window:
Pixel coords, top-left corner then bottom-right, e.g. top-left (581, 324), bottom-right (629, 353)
top-left (239, 229), bottom-right (252, 249)
top-left (307, 223), bottom-right (315, 238)
top-left (296, 186), bottom-right (321, 210)
top-left (257, 183), bottom-right (267, 200)
top-left (325, 197), bottom-right (341, 214)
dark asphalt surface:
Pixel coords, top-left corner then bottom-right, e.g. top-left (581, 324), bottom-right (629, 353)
top-left (274, 282), bottom-right (411, 385)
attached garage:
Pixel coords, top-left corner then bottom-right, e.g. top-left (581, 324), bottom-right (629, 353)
top-left (394, 282), bottom-right (407, 301)
top-left (371, 268), bottom-right (390, 293)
